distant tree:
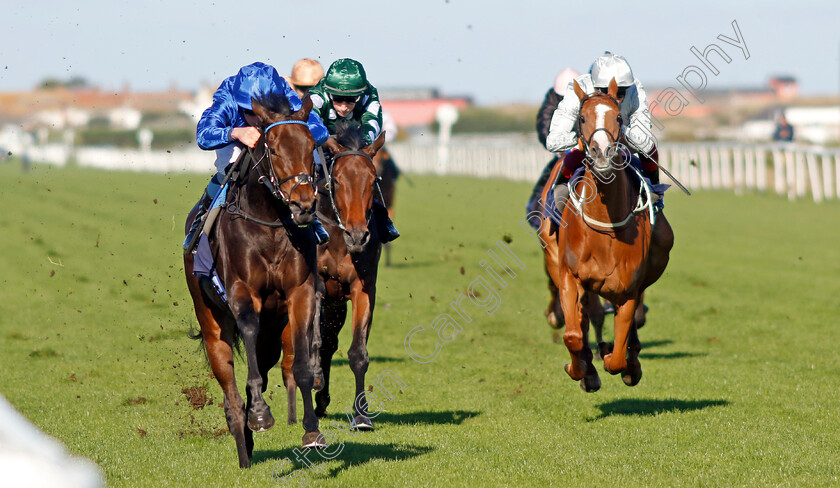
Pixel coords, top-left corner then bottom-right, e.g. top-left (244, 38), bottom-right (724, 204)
top-left (37, 76), bottom-right (91, 90)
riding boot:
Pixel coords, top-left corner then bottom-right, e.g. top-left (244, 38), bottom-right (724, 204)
top-left (642, 168), bottom-right (661, 205)
top-left (552, 173), bottom-right (571, 216)
top-left (372, 200), bottom-right (400, 243)
top-left (183, 189), bottom-right (213, 253)
top-left (312, 216), bottom-right (331, 245)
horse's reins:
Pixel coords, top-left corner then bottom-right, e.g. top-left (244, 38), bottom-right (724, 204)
top-left (221, 120), bottom-right (317, 228)
top-left (321, 149), bottom-right (385, 231)
top-left (570, 93), bottom-right (655, 231)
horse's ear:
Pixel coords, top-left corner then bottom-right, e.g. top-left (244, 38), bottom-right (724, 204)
top-left (573, 79), bottom-right (586, 101)
top-left (323, 135), bottom-right (343, 155)
top-left (608, 78), bottom-right (618, 99)
top-left (365, 131), bottom-right (386, 157)
top-left (295, 94), bottom-right (313, 121)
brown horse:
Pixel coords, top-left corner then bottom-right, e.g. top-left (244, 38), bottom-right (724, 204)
top-left (183, 93), bottom-right (324, 468)
top-left (315, 123), bottom-right (386, 430)
top-left (279, 119), bottom-right (387, 430)
top-left (555, 79), bottom-right (674, 392)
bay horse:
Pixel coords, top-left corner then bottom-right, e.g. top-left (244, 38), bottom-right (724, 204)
top-left (183, 93), bottom-right (324, 468)
top-left (280, 119), bottom-right (387, 430)
top-left (555, 79), bottom-right (674, 392)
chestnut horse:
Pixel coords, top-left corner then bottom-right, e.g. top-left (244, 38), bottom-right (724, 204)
top-left (183, 94), bottom-right (324, 468)
top-left (556, 79), bottom-right (673, 392)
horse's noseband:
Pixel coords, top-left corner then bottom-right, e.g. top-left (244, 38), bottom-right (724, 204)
top-left (324, 149), bottom-right (382, 231)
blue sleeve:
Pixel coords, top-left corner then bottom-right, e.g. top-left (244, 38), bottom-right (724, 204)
top-left (196, 78), bottom-right (240, 150)
top-left (307, 110), bottom-right (329, 146)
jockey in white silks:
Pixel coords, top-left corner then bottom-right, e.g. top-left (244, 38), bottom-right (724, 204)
top-left (546, 52), bottom-right (660, 212)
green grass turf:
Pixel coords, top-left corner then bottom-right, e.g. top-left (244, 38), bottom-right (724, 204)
top-left (1, 160), bottom-right (839, 487)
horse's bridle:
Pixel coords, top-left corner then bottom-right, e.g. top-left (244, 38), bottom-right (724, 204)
top-left (251, 120), bottom-right (317, 205)
top-left (323, 149), bottom-right (384, 231)
top-left (576, 93), bottom-right (623, 161)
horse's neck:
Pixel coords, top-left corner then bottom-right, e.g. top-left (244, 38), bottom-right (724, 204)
top-left (581, 166), bottom-right (635, 220)
top-left (237, 157), bottom-right (288, 221)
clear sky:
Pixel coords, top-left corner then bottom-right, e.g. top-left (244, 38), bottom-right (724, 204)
top-left (1, 0), bottom-right (838, 105)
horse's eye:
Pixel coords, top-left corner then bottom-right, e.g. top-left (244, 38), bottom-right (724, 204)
top-left (617, 115), bottom-right (623, 124)
top-left (268, 147), bottom-right (276, 155)
top-left (579, 116), bottom-right (585, 124)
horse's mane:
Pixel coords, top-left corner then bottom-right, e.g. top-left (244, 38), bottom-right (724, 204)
top-left (254, 92), bottom-right (294, 117)
top-left (334, 119), bottom-right (366, 150)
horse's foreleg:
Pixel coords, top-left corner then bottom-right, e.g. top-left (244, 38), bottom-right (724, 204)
top-left (558, 272), bottom-right (589, 382)
top-left (229, 283), bottom-right (274, 434)
top-left (348, 284), bottom-right (375, 430)
top-left (314, 300), bottom-right (346, 418)
top-left (604, 298), bottom-right (638, 375)
top-left (286, 285), bottom-right (323, 448)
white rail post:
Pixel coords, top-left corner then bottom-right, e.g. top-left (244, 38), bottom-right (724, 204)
top-left (733, 146), bottom-right (744, 194)
top-left (709, 144), bottom-right (721, 189)
top-left (745, 146), bottom-right (756, 191)
top-left (795, 150), bottom-right (808, 199)
top-left (806, 150), bottom-right (823, 203)
top-left (756, 146), bottom-right (768, 193)
top-left (720, 146), bottom-right (733, 189)
top-left (821, 151), bottom-right (834, 201)
top-left (772, 147), bottom-right (785, 196)
top-left (785, 149), bottom-right (797, 200)
top-left (697, 145), bottom-right (710, 189)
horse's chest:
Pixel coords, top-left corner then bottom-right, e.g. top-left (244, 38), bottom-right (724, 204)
top-left (319, 253), bottom-right (358, 299)
top-left (566, 237), bottom-right (647, 294)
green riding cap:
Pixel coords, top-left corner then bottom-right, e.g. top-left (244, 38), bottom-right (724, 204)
top-left (324, 58), bottom-right (368, 96)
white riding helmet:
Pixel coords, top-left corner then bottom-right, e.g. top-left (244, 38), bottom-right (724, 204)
top-left (553, 68), bottom-right (580, 96)
top-left (589, 51), bottom-right (634, 88)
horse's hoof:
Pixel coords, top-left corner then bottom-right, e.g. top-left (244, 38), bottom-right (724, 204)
top-left (546, 310), bottom-right (558, 329)
top-left (597, 342), bottom-right (612, 360)
top-left (579, 374), bottom-right (601, 393)
top-left (312, 372), bottom-right (325, 392)
top-left (351, 415), bottom-right (374, 431)
top-left (302, 431), bottom-right (326, 449)
top-left (602, 354), bottom-right (624, 375)
top-left (247, 410), bottom-right (275, 433)
top-left (622, 362), bottom-right (642, 386)
top-left (564, 362), bottom-right (584, 381)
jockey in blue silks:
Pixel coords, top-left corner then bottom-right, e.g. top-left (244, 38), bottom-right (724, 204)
top-left (184, 62), bottom-right (331, 252)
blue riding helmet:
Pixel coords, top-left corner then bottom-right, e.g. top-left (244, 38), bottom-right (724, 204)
top-left (232, 62), bottom-right (299, 111)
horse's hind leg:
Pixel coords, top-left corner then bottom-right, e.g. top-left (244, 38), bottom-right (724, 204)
top-left (186, 262), bottom-right (250, 467)
top-left (287, 285), bottom-right (322, 448)
top-left (280, 325), bottom-right (297, 424)
top-left (348, 284), bottom-right (375, 430)
top-left (315, 300), bottom-right (347, 418)
top-left (583, 293), bottom-right (609, 359)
